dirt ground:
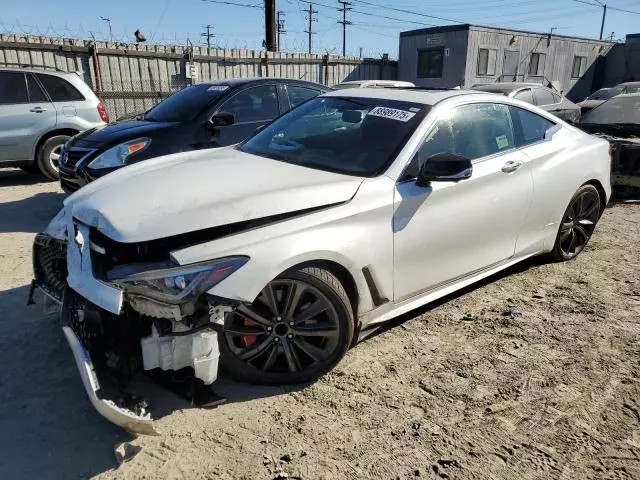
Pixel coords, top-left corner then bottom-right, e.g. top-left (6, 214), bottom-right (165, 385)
top-left (1, 168), bottom-right (639, 480)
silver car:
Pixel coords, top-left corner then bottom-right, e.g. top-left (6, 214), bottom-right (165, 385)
top-left (0, 67), bottom-right (108, 179)
top-left (471, 82), bottom-right (581, 123)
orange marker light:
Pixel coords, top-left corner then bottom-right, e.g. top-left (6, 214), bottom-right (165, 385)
top-left (127, 142), bottom-right (147, 155)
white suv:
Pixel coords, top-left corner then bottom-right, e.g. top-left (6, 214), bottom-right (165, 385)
top-left (0, 67), bottom-right (108, 179)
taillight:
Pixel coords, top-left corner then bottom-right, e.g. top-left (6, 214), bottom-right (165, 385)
top-left (97, 103), bottom-right (109, 123)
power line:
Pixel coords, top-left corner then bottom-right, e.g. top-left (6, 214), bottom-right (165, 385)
top-left (200, 0), bottom-right (264, 8)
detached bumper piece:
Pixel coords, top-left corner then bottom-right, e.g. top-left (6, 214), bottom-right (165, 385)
top-left (61, 289), bottom-right (157, 435)
top-left (61, 325), bottom-right (157, 435)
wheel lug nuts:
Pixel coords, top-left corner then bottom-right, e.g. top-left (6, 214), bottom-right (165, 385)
top-left (267, 326), bottom-right (272, 332)
top-left (287, 334), bottom-right (293, 339)
top-left (289, 321), bottom-right (294, 326)
top-left (277, 316), bottom-right (282, 321)
top-left (274, 337), bottom-right (280, 342)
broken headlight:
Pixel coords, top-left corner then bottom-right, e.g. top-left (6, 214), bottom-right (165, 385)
top-left (107, 256), bottom-right (248, 304)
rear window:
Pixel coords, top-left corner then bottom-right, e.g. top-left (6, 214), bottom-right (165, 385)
top-left (36, 73), bottom-right (84, 101)
top-left (0, 71), bottom-right (28, 104)
top-left (533, 88), bottom-right (556, 106)
top-left (509, 105), bottom-right (556, 146)
top-left (145, 84), bottom-right (229, 122)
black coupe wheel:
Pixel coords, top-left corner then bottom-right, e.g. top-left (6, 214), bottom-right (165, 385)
top-left (220, 267), bottom-right (354, 385)
top-left (550, 184), bottom-right (601, 262)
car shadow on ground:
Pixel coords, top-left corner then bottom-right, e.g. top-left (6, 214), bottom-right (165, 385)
top-left (0, 284), bottom-right (127, 480)
top-left (0, 169), bottom-right (53, 187)
top-left (0, 190), bottom-right (64, 234)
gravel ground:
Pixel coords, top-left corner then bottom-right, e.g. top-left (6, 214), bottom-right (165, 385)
top-left (0, 169), bottom-right (639, 480)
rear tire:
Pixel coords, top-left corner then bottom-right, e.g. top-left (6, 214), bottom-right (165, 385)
top-left (37, 135), bottom-right (69, 181)
top-left (220, 267), bottom-right (354, 385)
top-left (549, 184), bottom-right (601, 262)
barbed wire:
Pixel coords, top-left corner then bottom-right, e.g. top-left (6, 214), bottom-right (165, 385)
top-left (0, 19), bottom-right (396, 58)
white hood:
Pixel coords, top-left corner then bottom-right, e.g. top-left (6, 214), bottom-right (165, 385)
top-left (64, 147), bottom-right (364, 243)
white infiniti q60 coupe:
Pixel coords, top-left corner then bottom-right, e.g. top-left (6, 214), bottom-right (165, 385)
top-left (33, 88), bottom-right (611, 432)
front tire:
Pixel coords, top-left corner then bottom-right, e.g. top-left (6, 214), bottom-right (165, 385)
top-left (549, 184), bottom-right (601, 262)
top-left (37, 135), bottom-right (69, 180)
top-left (220, 267), bottom-right (354, 385)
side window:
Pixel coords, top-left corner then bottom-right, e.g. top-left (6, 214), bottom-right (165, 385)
top-left (533, 88), bottom-right (556, 106)
top-left (220, 85), bottom-right (279, 123)
top-left (509, 105), bottom-right (556, 147)
top-left (36, 74), bottom-right (84, 101)
top-left (287, 86), bottom-right (320, 108)
top-left (513, 88), bottom-right (534, 104)
top-left (0, 72), bottom-right (28, 104)
top-left (26, 74), bottom-right (48, 103)
top-left (412, 103), bottom-right (515, 174)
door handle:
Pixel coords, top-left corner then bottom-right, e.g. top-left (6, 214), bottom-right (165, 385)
top-left (29, 107), bottom-right (48, 113)
top-left (502, 160), bottom-right (523, 173)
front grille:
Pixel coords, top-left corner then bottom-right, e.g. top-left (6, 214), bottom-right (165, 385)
top-left (62, 147), bottom-right (96, 168)
top-left (33, 234), bottom-right (68, 302)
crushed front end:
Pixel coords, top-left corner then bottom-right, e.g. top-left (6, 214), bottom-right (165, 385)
top-left (31, 213), bottom-right (241, 434)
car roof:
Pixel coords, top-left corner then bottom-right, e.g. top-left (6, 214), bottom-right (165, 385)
top-left (323, 87), bottom-right (478, 105)
top-left (196, 77), bottom-right (328, 88)
top-left (472, 82), bottom-right (550, 93)
top-left (618, 81), bottom-right (640, 87)
top-left (338, 80), bottom-right (414, 86)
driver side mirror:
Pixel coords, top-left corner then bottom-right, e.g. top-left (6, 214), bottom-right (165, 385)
top-left (416, 153), bottom-right (472, 187)
top-left (208, 112), bottom-right (236, 130)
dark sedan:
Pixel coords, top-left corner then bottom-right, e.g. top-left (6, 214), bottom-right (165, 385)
top-left (59, 78), bottom-right (330, 193)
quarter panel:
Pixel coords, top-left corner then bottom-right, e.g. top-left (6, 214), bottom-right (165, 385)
top-left (515, 127), bottom-right (611, 253)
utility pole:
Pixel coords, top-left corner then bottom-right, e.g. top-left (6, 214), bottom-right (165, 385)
top-left (264, 0), bottom-right (276, 52)
top-left (337, 1), bottom-right (352, 57)
top-left (599, 3), bottom-right (607, 40)
top-left (201, 24), bottom-right (215, 51)
top-left (276, 11), bottom-right (286, 51)
top-left (100, 16), bottom-right (113, 43)
top-left (304, 3), bottom-right (318, 54)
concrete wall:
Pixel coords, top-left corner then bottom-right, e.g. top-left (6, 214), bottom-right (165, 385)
top-left (398, 27), bottom-right (469, 88)
top-left (0, 33), bottom-right (398, 119)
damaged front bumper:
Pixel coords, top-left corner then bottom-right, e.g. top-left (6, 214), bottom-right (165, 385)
top-left (32, 227), bottom-right (226, 435)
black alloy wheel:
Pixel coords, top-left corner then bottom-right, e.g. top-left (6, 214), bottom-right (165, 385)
top-left (220, 267), bottom-right (354, 384)
top-left (551, 184), bottom-right (601, 261)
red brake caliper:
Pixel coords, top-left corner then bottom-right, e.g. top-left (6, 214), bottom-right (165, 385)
top-left (241, 319), bottom-right (258, 347)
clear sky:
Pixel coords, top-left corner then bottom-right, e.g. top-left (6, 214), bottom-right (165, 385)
top-left (3, 0), bottom-right (640, 58)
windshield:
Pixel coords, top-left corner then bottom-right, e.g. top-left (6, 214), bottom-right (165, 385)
top-left (144, 84), bottom-right (228, 122)
top-left (240, 96), bottom-right (428, 176)
top-left (581, 95), bottom-right (640, 125)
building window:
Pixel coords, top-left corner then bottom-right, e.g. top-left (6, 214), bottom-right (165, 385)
top-left (477, 48), bottom-right (497, 76)
top-left (528, 52), bottom-right (546, 76)
top-left (571, 56), bottom-right (587, 78)
top-left (417, 47), bottom-right (444, 78)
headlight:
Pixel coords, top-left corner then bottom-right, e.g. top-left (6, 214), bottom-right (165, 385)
top-left (107, 256), bottom-right (248, 304)
top-left (87, 137), bottom-right (151, 169)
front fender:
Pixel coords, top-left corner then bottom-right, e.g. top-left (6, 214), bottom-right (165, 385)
top-left (170, 177), bottom-right (396, 319)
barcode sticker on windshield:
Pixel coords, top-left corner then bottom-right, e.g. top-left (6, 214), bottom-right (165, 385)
top-left (207, 85), bottom-right (229, 91)
top-left (368, 106), bottom-right (417, 122)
